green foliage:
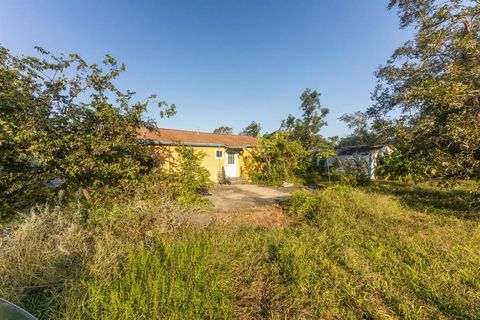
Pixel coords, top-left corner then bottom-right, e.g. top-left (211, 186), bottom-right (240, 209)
top-left (370, 0), bottom-right (480, 181)
top-left (376, 150), bottom-right (422, 182)
top-left (326, 156), bottom-right (372, 187)
top-left (240, 121), bottom-right (261, 137)
top-left (212, 126), bottom-right (233, 135)
top-left (249, 88), bottom-right (330, 184)
top-left (338, 111), bottom-right (401, 147)
top-left (337, 172), bottom-right (371, 188)
top-left (0, 47), bottom-right (56, 214)
top-left (280, 88), bottom-right (329, 150)
top-left (284, 190), bottom-right (321, 219)
top-left (338, 111), bottom-right (375, 146)
top-left (163, 146), bottom-right (213, 205)
top-left (0, 46), bottom-right (175, 216)
top-left (244, 133), bottom-right (308, 185)
top-left (310, 146), bottom-right (335, 168)
top-left (304, 146), bottom-right (336, 185)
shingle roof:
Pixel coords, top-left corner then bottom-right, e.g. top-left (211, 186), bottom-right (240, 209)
top-left (138, 127), bottom-right (259, 147)
top-left (337, 144), bottom-right (394, 156)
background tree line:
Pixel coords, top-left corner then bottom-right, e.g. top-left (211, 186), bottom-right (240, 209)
top-left (212, 121), bottom-right (261, 137)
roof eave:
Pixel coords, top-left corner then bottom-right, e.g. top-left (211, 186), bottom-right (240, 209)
top-left (139, 139), bottom-right (255, 148)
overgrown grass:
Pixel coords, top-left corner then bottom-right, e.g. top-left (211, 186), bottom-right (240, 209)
top-left (366, 180), bottom-right (480, 220)
top-left (1, 185), bottom-right (479, 319)
top-left (282, 187), bottom-right (480, 318)
top-left (66, 235), bottom-right (235, 319)
top-left (0, 203), bottom-right (91, 319)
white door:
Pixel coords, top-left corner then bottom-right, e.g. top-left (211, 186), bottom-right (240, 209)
top-left (225, 150), bottom-right (238, 177)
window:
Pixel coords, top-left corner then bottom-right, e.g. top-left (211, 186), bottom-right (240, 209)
top-left (215, 149), bottom-right (223, 159)
top-left (227, 152), bottom-right (235, 164)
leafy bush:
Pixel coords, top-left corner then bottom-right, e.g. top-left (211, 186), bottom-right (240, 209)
top-left (244, 133), bottom-right (308, 185)
top-left (376, 150), bottom-right (422, 182)
top-left (326, 156), bottom-right (371, 187)
top-left (340, 160), bottom-right (371, 187)
top-left (0, 45), bottom-right (175, 216)
top-left (285, 191), bottom-right (320, 219)
top-left (83, 146), bottom-right (214, 209)
top-left (162, 146), bottom-right (213, 206)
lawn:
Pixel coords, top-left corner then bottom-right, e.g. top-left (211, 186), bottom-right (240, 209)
top-left (1, 182), bottom-right (479, 319)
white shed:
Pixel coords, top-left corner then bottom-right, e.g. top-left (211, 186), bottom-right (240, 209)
top-left (326, 144), bottom-right (395, 179)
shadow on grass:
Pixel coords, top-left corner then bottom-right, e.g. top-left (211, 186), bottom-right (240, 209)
top-left (365, 181), bottom-right (480, 221)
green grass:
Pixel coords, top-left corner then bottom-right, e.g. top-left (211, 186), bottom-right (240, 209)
top-left (366, 180), bottom-right (480, 220)
top-left (67, 236), bottom-right (235, 319)
top-left (1, 183), bottom-right (480, 319)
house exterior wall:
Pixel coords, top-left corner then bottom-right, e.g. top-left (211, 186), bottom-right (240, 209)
top-left (238, 149), bottom-right (245, 178)
top-left (153, 145), bottom-right (250, 183)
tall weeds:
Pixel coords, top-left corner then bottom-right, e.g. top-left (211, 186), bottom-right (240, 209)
top-left (0, 204), bottom-right (90, 319)
top-left (1, 186), bottom-right (479, 319)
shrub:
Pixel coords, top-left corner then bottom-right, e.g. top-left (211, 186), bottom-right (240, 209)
top-left (162, 146), bottom-right (213, 206)
top-left (244, 133), bottom-right (308, 185)
top-left (376, 150), bottom-right (422, 182)
top-left (0, 45), bottom-right (175, 217)
top-left (326, 156), bottom-right (372, 187)
top-left (285, 191), bottom-right (320, 219)
top-left (85, 146), bottom-right (214, 209)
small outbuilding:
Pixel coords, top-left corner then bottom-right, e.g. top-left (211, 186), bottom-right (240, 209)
top-left (326, 144), bottom-right (395, 179)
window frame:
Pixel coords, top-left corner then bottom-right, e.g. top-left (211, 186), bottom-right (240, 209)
top-left (215, 149), bottom-right (224, 159)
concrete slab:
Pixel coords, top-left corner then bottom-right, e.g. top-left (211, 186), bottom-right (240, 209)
top-left (206, 184), bottom-right (294, 212)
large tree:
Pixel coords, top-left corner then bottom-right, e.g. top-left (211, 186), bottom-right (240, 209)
top-left (369, 0), bottom-right (480, 180)
top-left (0, 46), bottom-right (175, 213)
top-left (280, 88), bottom-right (329, 150)
top-left (240, 121), bottom-right (261, 137)
top-left (213, 126), bottom-right (233, 135)
top-left (338, 111), bottom-right (402, 147)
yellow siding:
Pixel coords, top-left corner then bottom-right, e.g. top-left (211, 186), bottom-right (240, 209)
top-left (153, 145), bottom-right (253, 183)
top-left (239, 147), bottom-right (251, 180)
top-left (153, 145), bottom-right (226, 183)
top-left (197, 146), bottom-right (226, 183)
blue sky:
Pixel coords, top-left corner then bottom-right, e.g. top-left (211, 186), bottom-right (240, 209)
top-left (0, 0), bottom-right (410, 137)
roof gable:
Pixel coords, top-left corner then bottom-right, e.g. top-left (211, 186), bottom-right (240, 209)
top-left (138, 127), bottom-right (258, 147)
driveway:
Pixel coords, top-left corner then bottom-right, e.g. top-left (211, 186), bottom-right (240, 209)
top-left (206, 184), bottom-right (294, 212)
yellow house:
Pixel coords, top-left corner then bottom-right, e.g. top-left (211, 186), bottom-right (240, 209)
top-left (139, 128), bottom-right (258, 183)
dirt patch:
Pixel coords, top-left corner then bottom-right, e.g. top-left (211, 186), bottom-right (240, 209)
top-left (206, 184), bottom-right (294, 212)
top-left (187, 205), bottom-right (294, 229)
top-left (182, 184), bottom-right (296, 229)
top-left (234, 206), bottom-right (292, 228)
